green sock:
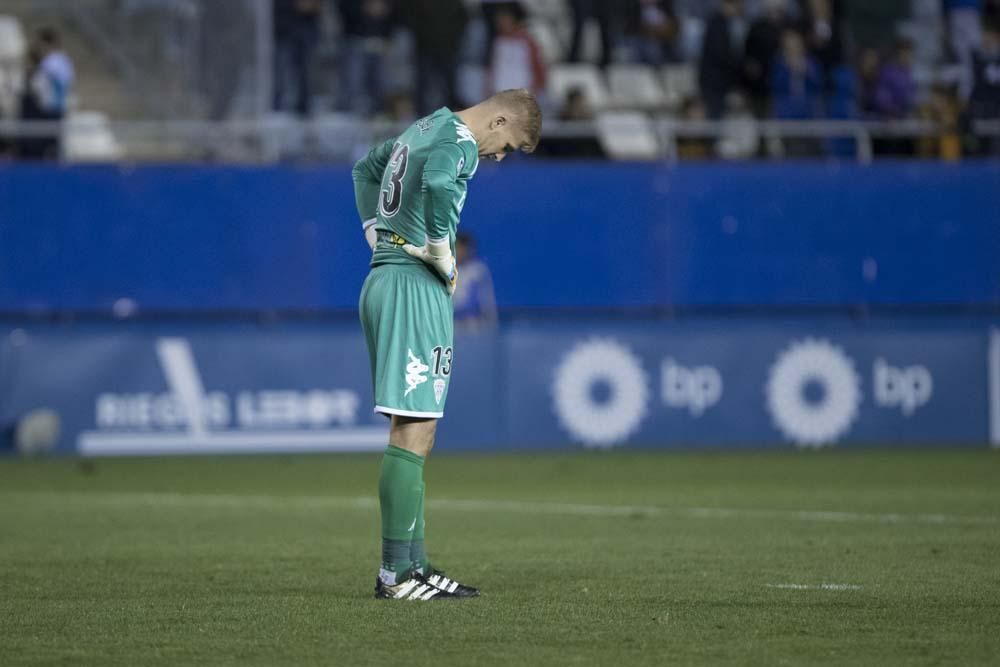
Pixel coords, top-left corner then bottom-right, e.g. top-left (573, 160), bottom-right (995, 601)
top-left (378, 445), bottom-right (424, 583)
top-left (410, 481), bottom-right (429, 574)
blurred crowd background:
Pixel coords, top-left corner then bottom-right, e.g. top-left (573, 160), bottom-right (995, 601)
top-left (1, 2), bottom-right (998, 458)
top-left (0, 0), bottom-right (998, 161)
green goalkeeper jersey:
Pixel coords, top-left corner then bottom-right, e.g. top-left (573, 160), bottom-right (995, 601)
top-left (352, 107), bottom-right (480, 268)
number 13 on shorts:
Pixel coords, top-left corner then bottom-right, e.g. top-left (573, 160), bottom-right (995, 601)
top-left (429, 346), bottom-right (452, 406)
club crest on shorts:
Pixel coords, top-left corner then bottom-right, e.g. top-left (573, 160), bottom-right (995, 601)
top-left (433, 379), bottom-right (446, 405)
top-left (404, 349), bottom-right (429, 396)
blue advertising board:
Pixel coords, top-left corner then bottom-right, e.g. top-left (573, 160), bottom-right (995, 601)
top-left (2, 162), bottom-right (998, 311)
top-left (1, 318), bottom-right (997, 455)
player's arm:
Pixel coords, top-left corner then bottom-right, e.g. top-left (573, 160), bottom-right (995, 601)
top-left (402, 142), bottom-right (466, 294)
top-left (351, 136), bottom-right (396, 250)
top-left (423, 141), bottom-right (466, 241)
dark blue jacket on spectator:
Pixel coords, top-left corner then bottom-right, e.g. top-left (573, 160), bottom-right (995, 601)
top-left (771, 57), bottom-right (822, 119)
top-left (827, 65), bottom-right (858, 157)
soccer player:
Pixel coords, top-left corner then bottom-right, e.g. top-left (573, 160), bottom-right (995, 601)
top-left (352, 89), bottom-right (542, 601)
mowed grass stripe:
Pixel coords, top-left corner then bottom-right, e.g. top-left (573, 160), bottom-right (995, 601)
top-left (2, 453), bottom-right (999, 666)
top-left (3, 491), bottom-right (998, 526)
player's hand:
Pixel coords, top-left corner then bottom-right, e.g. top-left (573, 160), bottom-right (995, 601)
top-left (403, 242), bottom-right (458, 296)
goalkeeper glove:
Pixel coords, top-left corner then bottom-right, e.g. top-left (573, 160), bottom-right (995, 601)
top-left (402, 237), bottom-right (457, 295)
top-left (363, 218), bottom-right (377, 251)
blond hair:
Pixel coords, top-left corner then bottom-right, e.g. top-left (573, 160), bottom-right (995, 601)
top-left (486, 89), bottom-right (543, 153)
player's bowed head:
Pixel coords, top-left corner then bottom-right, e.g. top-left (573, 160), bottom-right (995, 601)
top-left (403, 89), bottom-right (542, 295)
top-left (455, 88), bottom-right (543, 163)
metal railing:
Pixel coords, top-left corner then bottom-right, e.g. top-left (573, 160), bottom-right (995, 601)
top-left (1, 117), bottom-right (998, 164)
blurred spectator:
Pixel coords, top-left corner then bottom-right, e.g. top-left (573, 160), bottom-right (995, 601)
top-left (622, 0), bottom-right (680, 66)
top-left (944, 0), bottom-right (983, 65)
top-left (826, 65), bottom-right (857, 119)
top-left (30, 27), bottom-right (73, 115)
top-left (874, 38), bottom-right (916, 119)
top-left (969, 21), bottom-right (1000, 154)
top-left (272, 0), bottom-right (321, 116)
top-left (743, 0), bottom-right (789, 117)
top-left (799, 1), bottom-right (842, 58)
top-left (826, 64), bottom-right (858, 157)
top-left (699, 0), bottom-right (745, 119)
top-left (918, 84), bottom-right (963, 160)
top-left (488, 7), bottom-right (546, 97)
top-left (799, 0), bottom-right (845, 85)
top-left (18, 28), bottom-right (73, 160)
top-left (873, 38), bottom-right (917, 156)
top-left (453, 232), bottom-right (497, 331)
top-left (535, 87), bottom-right (603, 157)
top-left (944, 0), bottom-right (983, 100)
top-left (857, 46), bottom-right (881, 116)
top-left (771, 28), bottom-right (821, 157)
top-left (568, 0), bottom-right (617, 67)
top-left (558, 86), bottom-right (594, 121)
top-left (16, 49), bottom-right (47, 159)
top-left (770, 28), bottom-right (821, 119)
top-left (676, 95), bottom-right (713, 159)
top-left (335, 0), bottom-right (396, 115)
top-left (481, 1), bottom-right (523, 65)
top-left (401, 0), bottom-right (467, 115)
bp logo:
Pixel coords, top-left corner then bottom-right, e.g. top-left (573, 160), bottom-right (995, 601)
top-left (552, 339), bottom-right (649, 447)
top-left (766, 338), bottom-right (861, 447)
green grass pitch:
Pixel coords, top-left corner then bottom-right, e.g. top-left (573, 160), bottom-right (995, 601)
top-left (1, 449), bottom-right (999, 666)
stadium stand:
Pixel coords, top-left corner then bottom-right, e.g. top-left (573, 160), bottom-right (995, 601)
top-left (1, 0), bottom-right (998, 162)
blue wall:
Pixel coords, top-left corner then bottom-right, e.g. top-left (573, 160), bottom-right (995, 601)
top-left (2, 162), bottom-right (998, 311)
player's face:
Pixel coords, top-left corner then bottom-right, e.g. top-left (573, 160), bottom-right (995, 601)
top-left (481, 117), bottom-right (525, 163)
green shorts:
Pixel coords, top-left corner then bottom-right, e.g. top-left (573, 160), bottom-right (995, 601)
top-left (359, 263), bottom-right (454, 419)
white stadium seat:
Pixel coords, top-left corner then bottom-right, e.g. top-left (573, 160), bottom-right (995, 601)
top-left (0, 15), bottom-right (26, 62)
top-left (661, 64), bottom-right (697, 110)
top-left (548, 64), bottom-right (609, 110)
top-left (596, 111), bottom-right (660, 161)
top-left (607, 64), bottom-right (668, 110)
top-left (63, 111), bottom-right (124, 162)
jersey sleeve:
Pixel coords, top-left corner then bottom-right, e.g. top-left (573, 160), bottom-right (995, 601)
top-left (421, 141), bottom-right (468, 242)
top-left (351, 136), bottom-right (396, 229)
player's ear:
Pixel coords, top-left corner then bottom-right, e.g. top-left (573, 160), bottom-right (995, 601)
top-left (490, 115), bottom-right (507, 130)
